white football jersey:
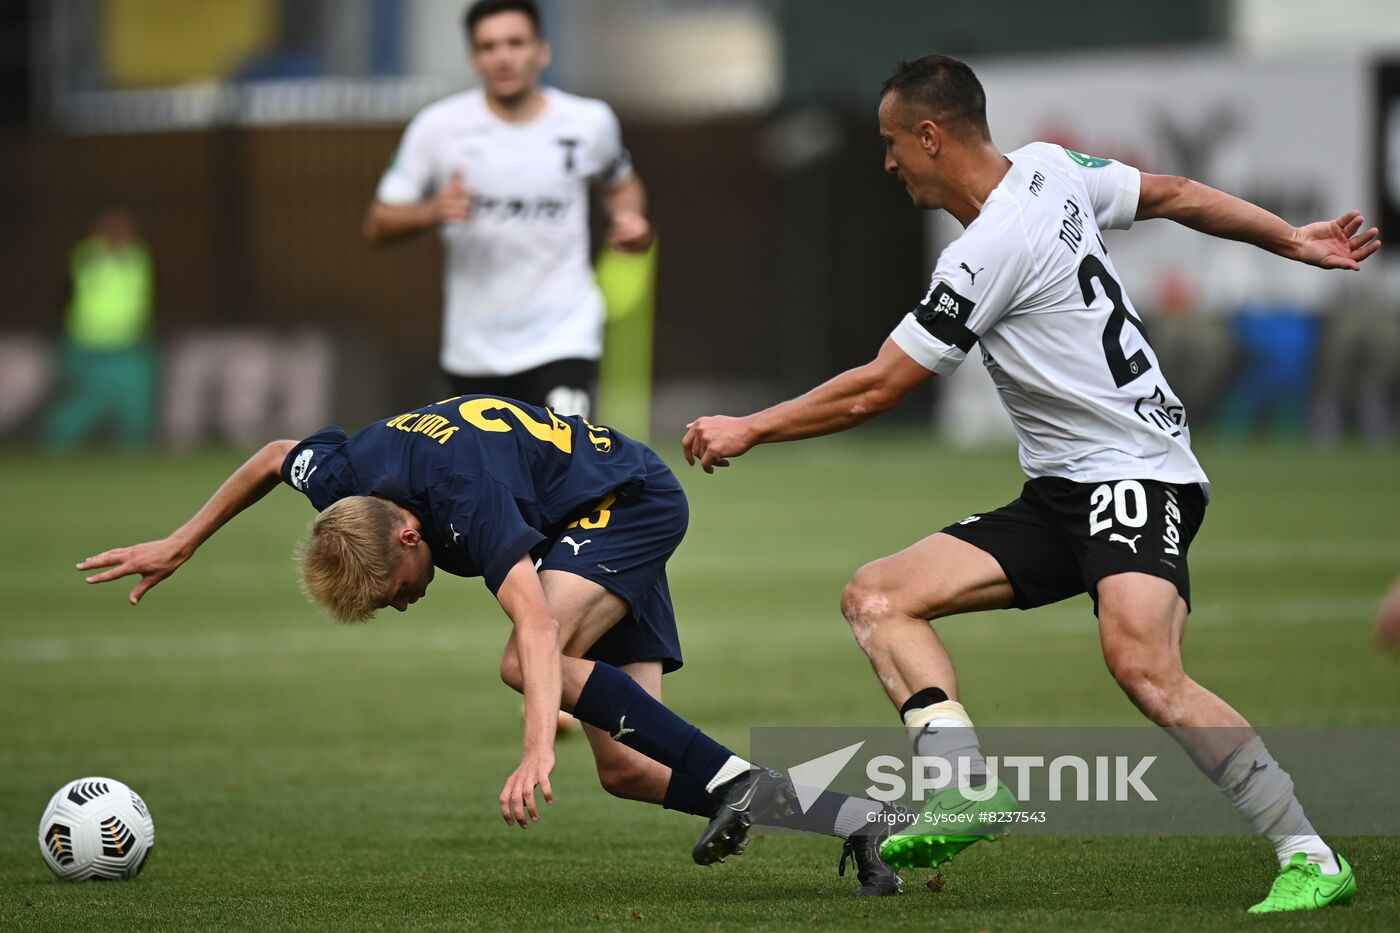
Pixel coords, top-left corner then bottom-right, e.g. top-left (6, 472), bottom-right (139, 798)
top-left (377, 87), bottom-right (633, 376)
top-left (891, 142), bottom-right (1208, 488)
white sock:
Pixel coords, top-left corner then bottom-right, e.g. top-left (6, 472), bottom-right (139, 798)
top-left (1213, 736), bottom-right (1338, 874)
top-left (903, 700), bottom-right (987, 793)
top-left (1275, 835), bottom-right (1340, 875)
top-left (705, 755), bottom-right (752, 794)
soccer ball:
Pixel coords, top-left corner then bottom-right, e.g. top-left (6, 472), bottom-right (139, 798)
top-left (37, 777), bottom-right (154, 881)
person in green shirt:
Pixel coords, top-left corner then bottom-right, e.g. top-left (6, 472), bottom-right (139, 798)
top-left (45, 208), bottom-right (156, 453)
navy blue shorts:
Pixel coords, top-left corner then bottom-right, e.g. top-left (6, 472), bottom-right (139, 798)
top-left (535, 452), bottom-right (687, 673)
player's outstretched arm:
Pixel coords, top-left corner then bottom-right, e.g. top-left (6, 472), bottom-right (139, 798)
top-left (1377, 575), bottom-right (1400, 652)
top-left (362, 171), bottom-right (474, 245)
top-left (683, 338), bottom-right (933, 473)
top-left (495, 557), bottom-right (561, 828)
top-left (1136, 173), bottom-right (1381, 271)
top-left (77, 439), bottom-right (298, 605)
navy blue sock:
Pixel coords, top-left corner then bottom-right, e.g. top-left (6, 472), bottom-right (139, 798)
top-left (662, 770), bottom-right (869, 838)
top-left (767, 788), bottom-right (847, 837)
top-left (573, 662), bottom-right (736, 787)
top-left (662, 771), bottom-right (716, 818)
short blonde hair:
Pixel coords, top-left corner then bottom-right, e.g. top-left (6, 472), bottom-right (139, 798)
top-left (296, 496), bottom-right (403, 623)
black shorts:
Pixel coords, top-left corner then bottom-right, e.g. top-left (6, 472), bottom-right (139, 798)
top-left (448, 358), bottom-right (598, 419)
top-left (535, 451), bottom-right (687, 673)
top-left (941, 477), bottom-right (1207, 613)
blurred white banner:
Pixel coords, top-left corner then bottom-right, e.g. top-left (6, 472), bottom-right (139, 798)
top-left (932, 51), bottom-right (1371, 314)
top-left (929, 52), bottom-right (1374, 446)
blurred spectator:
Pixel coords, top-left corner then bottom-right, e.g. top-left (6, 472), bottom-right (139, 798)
top-left (44, 208), bottom-right (156, 453)
top-left (362, 0), bottom-right (652, 419)
top-left (1216, 301), bottom-right (1319, 441)
top-left (1311, 303), bottom-right (1400, 445)
top-left (1144, 267), bottom-right (1234, 429)
top-left (1378, 575), bottom-right (1400, 651)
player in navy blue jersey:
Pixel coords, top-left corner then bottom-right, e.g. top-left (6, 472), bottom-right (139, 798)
top-left (78, 395), bottom-right (909, 894)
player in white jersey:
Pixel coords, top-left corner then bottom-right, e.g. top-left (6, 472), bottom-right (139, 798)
top-left (363, 0), bottom-right (652, 418)
top-left (684, 55), bottom-right (1379, 913)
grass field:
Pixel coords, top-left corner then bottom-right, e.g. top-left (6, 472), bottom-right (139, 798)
top-left (2, 433), bottom-right (1398, 931)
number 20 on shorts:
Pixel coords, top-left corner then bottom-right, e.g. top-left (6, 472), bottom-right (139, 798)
top-left (1088, 480), bottom-right (1147, 536)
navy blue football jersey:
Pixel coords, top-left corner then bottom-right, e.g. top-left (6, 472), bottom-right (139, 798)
top-left (280, 396), bottom-right (659, 592)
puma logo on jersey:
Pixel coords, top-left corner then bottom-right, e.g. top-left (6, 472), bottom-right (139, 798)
top-left (958, 262), bottom-right (984, 284)
top-left (562, 536), bottom-right (591, 556)
top-left (1109, 533), bottom-right (1142, 553)
top-left (1162, 488), bottom-right (1182, 557)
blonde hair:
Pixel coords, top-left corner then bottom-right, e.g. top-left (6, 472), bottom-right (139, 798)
top-left (296, 496), bottom-right (403, 623)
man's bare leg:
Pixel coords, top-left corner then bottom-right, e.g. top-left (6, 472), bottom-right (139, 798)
top-left (838, 532), bottom-right (1020, 869)
top-left (1096, 572), bottom-right (1342, 879)
top-left (1095, 572), bottom-right (1249, 768)
top-left (839, 532), bottom-right (1014, 707)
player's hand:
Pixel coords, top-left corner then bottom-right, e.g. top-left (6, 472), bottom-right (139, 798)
top-left (499, 747), bottom-right (555, 829)
top-left (1289, 211), bottom-right (1380, 271)
top-left (682, 416), bottom-right (753, 473)
top-left (435, 170), bottom-right (474, 225)
top-left (76, 537), bottom-right (192, 605)
top-left (606, 210), bottom-right (653, 253)
top-left (1376, 578), bottom-right (1400, 653)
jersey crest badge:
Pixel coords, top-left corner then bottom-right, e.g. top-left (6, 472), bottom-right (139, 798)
top-left (557, 138), bottom-right (581, 173)
top-left (1064, 148), bottom-right (1114, 168)
top-left (289, 448), bottom-right (317, 491)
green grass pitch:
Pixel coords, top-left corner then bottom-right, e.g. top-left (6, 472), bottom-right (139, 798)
top-left (2, 434), bottom-right (1398, 930)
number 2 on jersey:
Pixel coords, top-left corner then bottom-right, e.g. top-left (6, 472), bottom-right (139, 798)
top-left (459, 398), bottom-right (573, 453)
top-left (454, 397), bottom-right (614, 455)
top-left (1078, 254), bottom-right (1152, 388)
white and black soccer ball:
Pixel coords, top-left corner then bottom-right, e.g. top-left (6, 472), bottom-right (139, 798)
top-left (37, 777), bottom-right (154, 881)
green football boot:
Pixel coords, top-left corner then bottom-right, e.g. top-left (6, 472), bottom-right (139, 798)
top-left (878, 780), bottom-right (1018, 870)
top-left (1247, 852), bottom-right (1356, 914)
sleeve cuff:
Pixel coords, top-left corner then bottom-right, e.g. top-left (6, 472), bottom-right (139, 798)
top-left (891, 315), bottom-right (965, 377)
top-left (278, 446), bottom-right (298, 486)
top-left (375, 176), bottom-right (425, 206)
top-left (482, 527), bottom-right (547, 594)
top-left (602, 152), bottom-right (634, 189)
top-left (1113, 167), bottom-right (1141, 230)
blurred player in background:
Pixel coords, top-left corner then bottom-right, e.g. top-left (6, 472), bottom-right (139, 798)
top-left (362, 0), bottom-right (652, 418)
top-left (44, 207), bottom-right (156, 454)
top-left (1377, 575), bottom-right (1400, 650)
top-left (78, 395), bottom-right (910, 896)
top-left (684, 55), bottom-right (1380, 913)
